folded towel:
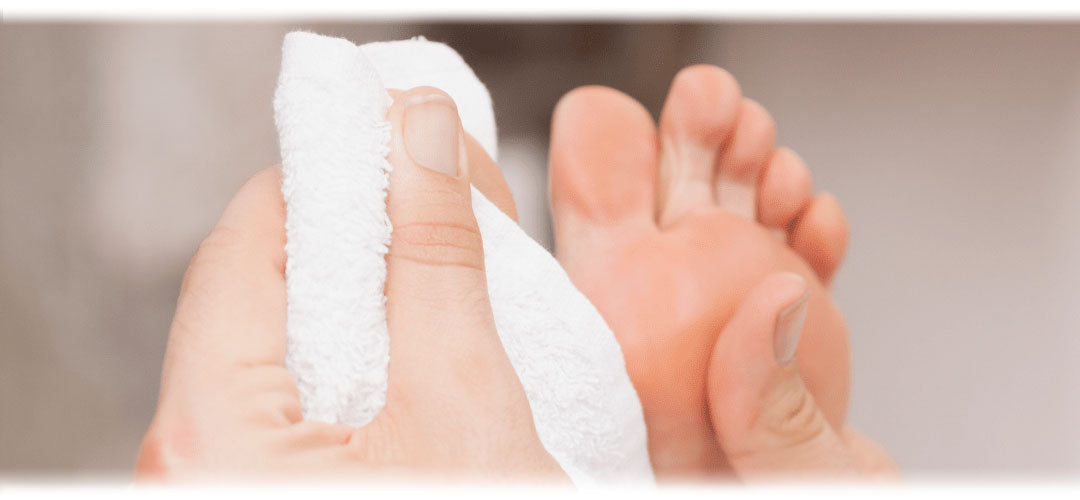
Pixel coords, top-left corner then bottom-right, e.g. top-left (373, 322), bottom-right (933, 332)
top-left (274, 31), bottom-right (653, 485)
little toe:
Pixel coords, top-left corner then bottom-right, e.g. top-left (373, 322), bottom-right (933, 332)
top-left (758, 147), bottom-right (813, 230)
top-left (549, 85), bottom-right (659, 237)
top-left (656, 64), bottom-right (742, 228)
top-left (789, 193), bottom-right (850, 283)
top-left (714, 98), bottom-right (777, 219)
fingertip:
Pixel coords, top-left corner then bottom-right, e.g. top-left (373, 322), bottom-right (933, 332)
top-left (388, 86), bottom-right (518, 223)
top-left (707, 271), bottom-right (857, 478)
top-left (393, 87), bottom-right (467, 178)
top-left (383, 87), bottom-right (485, 274)
top-left (707, 272), bottom-right (808, 426)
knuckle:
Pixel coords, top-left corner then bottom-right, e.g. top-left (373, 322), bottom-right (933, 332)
top-left (389, 219), bottom-right (484, 271)
top-left (754, 372), bottom-right (829, 450)
top-left (243, 368), bottom-right (305, 425)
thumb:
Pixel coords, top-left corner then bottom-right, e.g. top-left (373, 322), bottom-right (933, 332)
top-left (706, 272), bottom-right (860, 479)
top-left (351, 86), bottom-right (556, 476)
top-left (378, 86), bottom-right (521, 415)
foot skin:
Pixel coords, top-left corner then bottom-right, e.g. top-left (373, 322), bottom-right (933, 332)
top-left (549, 65), bottom-right (852, 477)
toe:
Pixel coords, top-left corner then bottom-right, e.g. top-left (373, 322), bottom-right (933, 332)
top-left (656, 64), bottom-right (742, 228)
top-left (758, 147), bottom-right (813, 230)
top-left (789, 193), bottom-right (850, 283)
top-left (549, 85), bottom-right (659, 233)
top-left (715, 98), bottom-right (776, 219)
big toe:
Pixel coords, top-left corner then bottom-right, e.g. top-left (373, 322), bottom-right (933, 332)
top-left (549, 85), bottom-right (659, 251)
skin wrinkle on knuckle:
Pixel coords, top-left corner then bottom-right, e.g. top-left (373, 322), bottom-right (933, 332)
top-left (754, 371), bottom-right (830, 452)
top-left (242, 365), bottom-right (301, 398)
top-left (389, 220), bottom-right (485, 270)
top-left (243, 392), bottom-right (302, 428)
top-left (227, 367), bottom-right (304, 426)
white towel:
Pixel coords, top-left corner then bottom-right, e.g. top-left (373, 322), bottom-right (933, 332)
top-left (275, 31), bottom-right (653, 485)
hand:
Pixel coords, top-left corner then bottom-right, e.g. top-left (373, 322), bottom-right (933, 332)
top-left (135, 86), bottom-right (565, 482)
top-left (707, 272), bottom-right (900, 480)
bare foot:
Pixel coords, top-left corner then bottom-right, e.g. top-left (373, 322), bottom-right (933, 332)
top-left (548, 65), bottom-right (852, 478)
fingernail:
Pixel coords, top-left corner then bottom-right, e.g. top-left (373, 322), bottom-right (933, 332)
top-left (774, 281), bottom-right (809, 365)
top-left (403, 94), bottom-right (460, 176)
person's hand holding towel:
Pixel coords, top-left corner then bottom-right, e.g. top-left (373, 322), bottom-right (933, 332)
top-left (135, 87), bottom-right (566, 482)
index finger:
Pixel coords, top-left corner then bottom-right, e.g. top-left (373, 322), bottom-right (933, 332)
top-left (159, 167), bottom-right (288, 394)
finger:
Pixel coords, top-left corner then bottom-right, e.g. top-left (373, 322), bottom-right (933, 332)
top-left (388, 88), bottom-right (518, 222)
top-left (140, 168), bottom-right (298, 476)
top-left (162, 167), bottom-right (288, 391)
top-left (378, 86), bottom-right (521, 414)
top-left (706, 272), bottom-right (860, 479)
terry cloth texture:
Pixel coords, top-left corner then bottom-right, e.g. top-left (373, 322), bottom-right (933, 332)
top-left (274, 31), bottom-right (653, 485)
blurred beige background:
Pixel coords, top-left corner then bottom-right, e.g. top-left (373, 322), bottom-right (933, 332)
top-left (1, 23), bottom-right (1078, 478)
